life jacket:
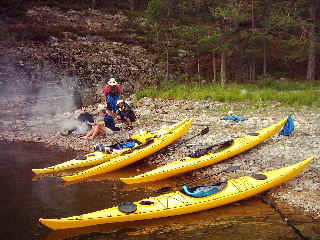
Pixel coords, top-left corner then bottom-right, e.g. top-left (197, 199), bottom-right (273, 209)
top-left (104, 84), bottom-right (121, 96)
top-left (109, 85), bottom-right (118, 96)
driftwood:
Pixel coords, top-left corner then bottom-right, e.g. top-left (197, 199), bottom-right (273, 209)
top-left (154, 118), bottom-right (211, 126)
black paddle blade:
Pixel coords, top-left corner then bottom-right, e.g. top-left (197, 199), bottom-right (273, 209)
top-left (201, 127), bottom-right (210, 135)
top-left (155, 186), bottom-right (172, 194)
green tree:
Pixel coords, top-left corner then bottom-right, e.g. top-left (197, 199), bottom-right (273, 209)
top-left (146, 0), bottom-right (167, 43)
top-left (211, 2), bottom-right (237, 86)
top-left (306, 0), bottom-right (319, 81)
top-left (197, 29), bottom-right (221, 82)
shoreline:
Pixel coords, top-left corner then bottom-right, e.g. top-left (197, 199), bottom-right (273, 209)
top-left (1, 95), bottom-right (319, 219)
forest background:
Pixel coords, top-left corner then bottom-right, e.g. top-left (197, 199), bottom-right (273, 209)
top-left (0, 0), bottom-right (319, 107)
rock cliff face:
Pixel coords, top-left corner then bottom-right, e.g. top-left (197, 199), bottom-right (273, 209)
top-left (0, 7), bottom-right (158, 106)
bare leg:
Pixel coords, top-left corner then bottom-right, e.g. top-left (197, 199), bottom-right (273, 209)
top-left (88, 122), bottom-right (105, 139)
top-left (80, 128), bottom-right (94, 139)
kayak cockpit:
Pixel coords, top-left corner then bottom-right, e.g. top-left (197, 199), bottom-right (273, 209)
top-left (181, 181), bottom-right (227, 198)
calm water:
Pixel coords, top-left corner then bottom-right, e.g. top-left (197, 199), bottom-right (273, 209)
top-left (0, 142), bottom-right (319, 240)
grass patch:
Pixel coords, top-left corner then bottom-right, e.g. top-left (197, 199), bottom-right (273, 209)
top-left (136, 80), bottom-right (320, 108)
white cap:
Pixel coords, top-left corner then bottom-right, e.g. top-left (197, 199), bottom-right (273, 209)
top-left (116, 99), bottom-right (124, 105)
top-left (108, 78), bottom-right (117, 86)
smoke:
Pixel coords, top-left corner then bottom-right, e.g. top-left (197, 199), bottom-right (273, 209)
top-left (31, 76), bottom-right (76, 113)
top-left (29, 75), bottom-right (88, 133)
top-left (0, 58), bottom-right (93, 135)
top-left (59, 117), bottom-right (90, 135)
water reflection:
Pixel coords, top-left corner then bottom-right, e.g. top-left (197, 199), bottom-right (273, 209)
top-left (0, 142), bottom-right (76, 240)
top-left (44, 199), bottom-right (316, 240)
top-left (0, 141), bottom-right (319, 240)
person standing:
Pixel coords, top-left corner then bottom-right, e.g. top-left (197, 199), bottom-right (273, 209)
top-left (103, 77), bottom-right (121, 113)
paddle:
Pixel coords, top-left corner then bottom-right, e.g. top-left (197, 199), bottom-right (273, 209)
top-left (156, 165), bottom-right (240, 194)
top-left (187, 132), bottom-right (260, 158)
top-left (180, 127), bottom-right (209, 146)
top-left (165, 127), bottom-right (209, 152)
top-left (262, 193), bottom-right (309, 240)
top-left (188, 139), bottom-right (234, 158)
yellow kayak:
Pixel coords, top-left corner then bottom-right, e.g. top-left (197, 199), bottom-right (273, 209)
top-left (33, 151), bottom-right (131, 175)
top-left (121, 117), bottom-right (288, 184)
top-left (39, 156), bottom-right (315, 230)
top-left (31, 125), bottom-right (168, 175)
top-left (61, 118), bottom-right (193, 182)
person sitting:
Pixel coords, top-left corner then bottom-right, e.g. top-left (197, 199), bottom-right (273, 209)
top-left (116, 99), bottom-right (136, 130)
top-left (103, 77), bottom-right (121, 113)
top-left (60, 106), bottom-right (94, 136)
top-left (80, 106), bottom-right (120, 140)
top-left (77, 106), bottom-right (94, 127)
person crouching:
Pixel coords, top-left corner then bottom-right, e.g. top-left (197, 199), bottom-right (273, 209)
top-left (80, 106), bottom-right (120, 140)
top-left (116, 100), bottom-right (136, 130)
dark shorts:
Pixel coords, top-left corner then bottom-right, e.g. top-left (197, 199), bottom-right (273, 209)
top-left (119, 110), bottom-right (136, 122)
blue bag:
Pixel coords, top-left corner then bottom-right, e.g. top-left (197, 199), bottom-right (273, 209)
top-left (221, 115), bottom-right (247, 122)
top-left (279, 115), bottom-right (294, 136)
top-left (183, 184), bottom-right (219, 198)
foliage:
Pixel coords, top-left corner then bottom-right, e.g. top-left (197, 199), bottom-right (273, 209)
top-left (146, 0), bottom-right (167, 23)
top-left (141, 0), bottom-right (319, 82)
top-left (211, 4), bottom-right (236, 20)
top-left (135, 79), bottom-right (320, 107)
top-left (1, 0), bottom-right (319, 82)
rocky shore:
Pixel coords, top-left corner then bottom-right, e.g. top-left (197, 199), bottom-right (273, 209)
top-left (1, 93), bottom-right (320, 219)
